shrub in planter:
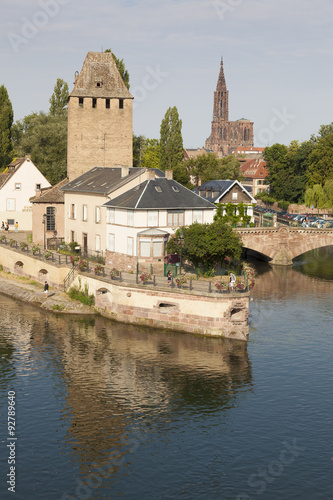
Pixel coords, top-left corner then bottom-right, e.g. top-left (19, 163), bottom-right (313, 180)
top-left (32, 244), bottom-right (40, 254)
top-left (175, 275), bottom-right (187, 287)
top-left (78, 259), bottom-right (88, 271)
top-left (0, 235), bottom-right (6, 242)
top-left (110, 267), bottom-right (119, 279)
top-left (139, 272), bottom-right (151, 284)
top-left (94, 264), bottom-right (104, 275)
top-left (44, 250), bottom-right (52, 259)
top-left (215, 281), bottom-right (228, 292)
top-left (10, 239), bottom-right (16, 247)
top-left (70, 255), bottom-right (79, 264)
top-left (20, 242), bottom-right (28, 251)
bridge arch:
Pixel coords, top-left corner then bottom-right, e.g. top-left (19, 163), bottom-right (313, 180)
top-left (237, 227), bottom-right (333, 265)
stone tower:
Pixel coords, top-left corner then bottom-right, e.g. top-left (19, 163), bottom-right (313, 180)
top-left (205, 59), bottom-right (254, 156)
top-left (67, 52), bottom-right (133, 181)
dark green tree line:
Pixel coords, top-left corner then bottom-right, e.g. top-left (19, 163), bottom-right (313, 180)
top-left (0, 85), bottom-right (14, 170)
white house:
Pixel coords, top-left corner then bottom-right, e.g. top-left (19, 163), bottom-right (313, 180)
top-left (61, 166), bottom-right (165, 256)
top-left (0, 155), bottom-right (51, 230)
top-left (103, 171), bottom-right (217, 273)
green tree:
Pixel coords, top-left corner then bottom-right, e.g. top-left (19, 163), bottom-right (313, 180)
top-left (13, 111), bottom-right (67, 184)
top-left (323, 178), bottom-right (333, 210)
top-left (182, 153), bottom-right (243, 188)
top-left (0, 85), bottom-right (14, 170)
top-left (159, 106), bottom-right (183, 171)
top-left (105, 49), bottom-right (130, 89)
top-left (306, 125), bottom-right (333, 186)
top-left (141, 138), bottom-right (160, 170)
top-left (133, 134), bottom-right (145, 168)
top-left (304, 184), bottom-right (325, 214)
top-left (166, 220), bottom-right (242, 270)
top-left (49, 78), bottom-right (69, 116)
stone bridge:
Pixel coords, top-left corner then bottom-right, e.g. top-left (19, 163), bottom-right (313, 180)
top-left (236, 226), bottom-right (333, 265)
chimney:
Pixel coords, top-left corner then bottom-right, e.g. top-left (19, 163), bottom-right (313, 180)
top-left (25, 154), bottom-right (31, 161)
top-left (165, 169), bottom-right (173, 180)
top-left (120, 166), bottom-right (129, 178)
top-left (147, 169), bottom-right (155, 180)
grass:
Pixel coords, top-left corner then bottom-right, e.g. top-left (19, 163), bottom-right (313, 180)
top-left (67, 284), bottom-right (95, 306)
top-left (52, 304), bottom-right (65, 311)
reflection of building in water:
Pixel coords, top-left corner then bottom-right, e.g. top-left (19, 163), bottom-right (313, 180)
top-left (58, 316), bottom-right (252, 473)
top-left (252, 263), bottom-right (333, 301)
top-left (0, 299), bottom-right (252, 476)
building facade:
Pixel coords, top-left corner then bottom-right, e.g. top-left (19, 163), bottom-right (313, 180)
top-left (67, 52), bottom-right (133, 181)
top-left (205, 59), bottom-right (254, 157)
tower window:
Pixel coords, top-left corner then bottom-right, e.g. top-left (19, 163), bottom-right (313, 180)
top-left (106, 99), bottom-right (110, 109)
top-left (79, 97), bottom-right (84, 108)
top-left (95, 82), bottom-right (103, 88)
top-left (119, 99), bottom-right (124, 109)
top-left (92, 98), bottom-right (97, 109)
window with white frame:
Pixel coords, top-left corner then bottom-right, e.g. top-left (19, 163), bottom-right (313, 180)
top-left (108, 233), bottom-right (115, 251)
top-left (148, 210), bottom-right (158, 227)
top-left (193, 210), bottom-right (203, 223)
top-left (127, 210), bottom-right (134, 226)
top-left (232, 192), bottom-right (238, 200)
top-left (153, 240), bottom-right (164, 257)
top-left (127, 237), bottom-right (134, 256)
top-left (167, 210), bottom-right (184, 227)
top-left (6, 199), bottom-right (15, 211)
top-left (140, 239), bottom-right (150, 257)
top-left (95, 206), bottom-right (101, 223)
top-left (15, 183), bottom-right (21, 190)
top-left (107, 207), bottom-right (115, 224)
top-left (95, 235), bottom-right (101, 252)
top-left (82, 205), bottom-right (87, 221)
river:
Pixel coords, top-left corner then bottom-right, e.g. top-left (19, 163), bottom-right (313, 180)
top-left (0, 248), bottom-right (332, 500)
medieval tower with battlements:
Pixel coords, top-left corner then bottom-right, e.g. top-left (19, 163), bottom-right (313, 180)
top-left (67, 52), bottom-right (133, 181)
top-left (205, 59), bottom-right (254, 156)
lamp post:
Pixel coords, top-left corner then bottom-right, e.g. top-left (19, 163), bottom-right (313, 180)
top-left (42, 213), bottom-right (47, 249)
top-left (178, 228), bottom-right (184, 275)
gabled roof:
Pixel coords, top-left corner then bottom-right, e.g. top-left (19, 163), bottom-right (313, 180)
top-left (30, 177), bottom-right (69, 204)
top-left (61, 166), bottom-right (149, 195)
top-left (70, 52), bottom-right (133, 100)
top-left (103, 178), bottom-right (216, 210)
top-left (0, 155), bottom-right (36, 189)
top-left (194, 179), bottom-right (256, 204)
top-left (239, 159), bottom-right (268, 179)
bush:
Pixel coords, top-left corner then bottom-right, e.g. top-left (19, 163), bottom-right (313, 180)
top-left (278, 200), bottom-right (289, 211)
top-left (67, 284), bottom-right (95, 306)
top-left (32, 244), bottom-right (40, 254)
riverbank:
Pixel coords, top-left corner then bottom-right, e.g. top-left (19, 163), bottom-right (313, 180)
top-left (0, 270), bottom-right (95, 315)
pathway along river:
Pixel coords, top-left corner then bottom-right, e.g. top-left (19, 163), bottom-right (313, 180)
top-left (0, 247), bottom-right (332, 500)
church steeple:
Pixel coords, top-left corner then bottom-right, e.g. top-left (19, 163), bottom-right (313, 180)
top-left (213, 58), bottom-right (229, 121)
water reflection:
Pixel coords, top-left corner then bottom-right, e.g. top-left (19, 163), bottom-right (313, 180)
top-left (0, 294), bottom-right (253, 490)
top-left (293, 246), bottom-right (333, 280)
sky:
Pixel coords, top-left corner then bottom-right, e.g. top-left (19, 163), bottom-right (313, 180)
top-left (1, 0), bottom-right (333, 149)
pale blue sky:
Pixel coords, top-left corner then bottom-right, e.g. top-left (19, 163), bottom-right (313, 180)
top-left (1, 0), bottom-right (333, 148)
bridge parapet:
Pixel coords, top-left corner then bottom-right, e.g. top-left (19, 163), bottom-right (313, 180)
top-left (236, 226), bottom-right (333, 265)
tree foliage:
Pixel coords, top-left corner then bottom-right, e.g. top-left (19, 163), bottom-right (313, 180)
top-left (13, 111), bottom-right (67, 184)
top-left (0, 85), bottom-right (14, 170)
top-left (133, 135), bottom-right (160, 169)
top-left (166, 220), bottom-right (242, 270)
top-left (185, 153), bottom-right (243, 187)
top-left (49, 78), bottom-right (69, 116)
top-left (105, 49), bottom-right (130, 89)
top-left (214, 202), bottom-right (252, 227)
top-left (159, 106), bottom-right (183, 171)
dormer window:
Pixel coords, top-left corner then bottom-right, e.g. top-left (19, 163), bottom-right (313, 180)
top-left (96, 82), bottom-right (102, 87)
top-left (95, 77), bottom-right (103, 88)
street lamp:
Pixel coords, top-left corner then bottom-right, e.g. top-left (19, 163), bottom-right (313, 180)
top-left (42, 213), bottom-right (47, 249)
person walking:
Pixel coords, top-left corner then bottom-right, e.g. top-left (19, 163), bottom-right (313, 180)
top-left (167, 270), bottom-right (172, 286)
top-left (44, 281), bottom-right (49, 299)
top-left (14, 221), bottom-right (18, 232)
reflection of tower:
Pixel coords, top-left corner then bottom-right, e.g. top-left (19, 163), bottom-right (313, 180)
top-left (205, 58), bottom-right (254, 156)
top-left (67, 52), bottom-right (133, 181)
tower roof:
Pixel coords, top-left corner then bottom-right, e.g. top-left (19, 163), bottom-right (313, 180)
top-left (69, 52), bottom-right (133, 99)
top-left (216, 57), bottom-right (227, 91)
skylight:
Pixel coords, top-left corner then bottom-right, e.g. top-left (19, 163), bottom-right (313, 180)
top-left (172, 186), bottom-right (179, 192)
top-left (155, 186), bottom-right (162, 192)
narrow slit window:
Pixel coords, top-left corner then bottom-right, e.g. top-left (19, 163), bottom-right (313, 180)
top-left (119, 99), bottom-right (124, 109)
top-left (106, 98), bottom-right (110, 109)
top-left (92, 98), bottom-right (97, 109)
top-left (79, 97), bottom-right (84, 108)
